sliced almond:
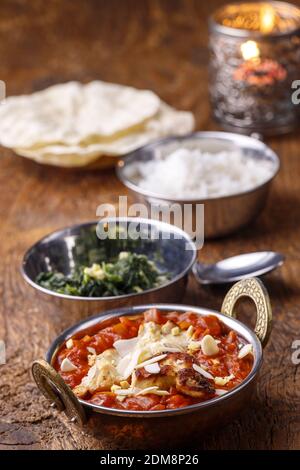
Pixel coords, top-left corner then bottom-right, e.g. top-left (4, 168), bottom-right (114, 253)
top-left (113, 337), bottom-right (139, 357)
top-left (135, 387), bottom-right (169, 396)
top-left (186, 325), bottom-right (194, 337)
top-left (192, 363), bottom-right (214, 380)
top-left (61, 357), bottom-right (77, 372)
top-left (201, 335), bottom-right (219, 356)
top-left (66, 338), bottom-right (74, 349)
top-left (162, 346), bottom-right (183, 353)
top-left (117, 348), bottom-right (142, 379)
top-left (135, 354), bottom-right (167, 370)
top-left (114, 388), bottom-right (137, 396)
top-left (87, 346), bottom-right (96, 355)
top-left (238, 344), bottom-right (253, 359)
top-left (144, 362), bottom-right (160, 374)
top-left (136, 386), bottom-right (159, 395)
top-left (151, 390), bottom-right (170, 396)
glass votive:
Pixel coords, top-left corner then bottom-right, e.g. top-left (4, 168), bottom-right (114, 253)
top-left (209, 1), bottom-right (300, 135)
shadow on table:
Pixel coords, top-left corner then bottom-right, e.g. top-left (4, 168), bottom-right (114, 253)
top-left (180, 397), bottom-right (276, 450)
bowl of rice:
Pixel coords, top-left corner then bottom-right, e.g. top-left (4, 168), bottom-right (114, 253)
top-left (116, 132), bottom-right (279, 238)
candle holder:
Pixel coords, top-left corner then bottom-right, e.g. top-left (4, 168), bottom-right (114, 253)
top-left (209, 1), bottom-right (300, 135)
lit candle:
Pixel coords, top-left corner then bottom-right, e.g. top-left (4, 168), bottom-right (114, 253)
top-left (235, 38), bottom-right (287, 87)
top-left (260, 4), bottom-right (276, 33)
top-left (240, 40), bottom-right (260, 61)
top-left (209, 2), bottom-right (300, 135)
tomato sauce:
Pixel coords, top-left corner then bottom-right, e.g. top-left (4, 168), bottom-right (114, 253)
top-left (54, 309), bottom-right (254, 411)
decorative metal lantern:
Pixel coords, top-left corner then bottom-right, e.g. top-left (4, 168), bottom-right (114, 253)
top-left (209, 1), bottom-right (300, 135)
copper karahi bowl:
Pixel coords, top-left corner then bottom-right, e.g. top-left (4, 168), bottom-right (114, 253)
top-left (32, 277), bottom-right (272, 449)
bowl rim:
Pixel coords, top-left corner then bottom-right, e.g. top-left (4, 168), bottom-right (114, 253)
top-left (116, 131), bottom-right (280, 203)
top-left (21, 217), bottom-right (197, 301)
top-left (46, 303), bottom-right (263, 418)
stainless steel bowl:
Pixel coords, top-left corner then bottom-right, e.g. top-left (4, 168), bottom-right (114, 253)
top-left (116, 132), bottom-right (280, 239)
top-left (21, 217), bottom-right (197, 316)
top-left (32, 277), bottom-right (272, 449)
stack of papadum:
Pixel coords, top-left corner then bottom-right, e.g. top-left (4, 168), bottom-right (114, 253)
top-left (0, 81), bottom-right (194, 168)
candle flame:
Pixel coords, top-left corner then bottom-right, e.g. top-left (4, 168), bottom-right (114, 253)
top-left (241, 40), bottom-right (260, 61)
top-left (260, 4), bottom-right (276, 33)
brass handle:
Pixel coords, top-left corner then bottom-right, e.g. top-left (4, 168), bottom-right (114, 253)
top-left (31, 359), bottom-right (87, 426)
top-left (221, 277), bottom-right (272, 347)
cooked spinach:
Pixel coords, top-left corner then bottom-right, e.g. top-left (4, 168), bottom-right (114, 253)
top-left (36, 251), bottom-right (168, 297)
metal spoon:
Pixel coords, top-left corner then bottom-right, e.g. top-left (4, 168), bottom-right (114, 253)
top-left (193, 251), bottom-right (285, 285)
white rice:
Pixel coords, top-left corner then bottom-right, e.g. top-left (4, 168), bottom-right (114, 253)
top-left (125, 147), bottom-right (275, 199)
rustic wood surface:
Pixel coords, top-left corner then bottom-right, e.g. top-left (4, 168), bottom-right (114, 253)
top-left (0, 0), bottom-right (300, 450)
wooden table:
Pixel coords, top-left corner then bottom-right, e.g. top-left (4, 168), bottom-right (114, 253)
top-left (0, 0), bottom-right (299, 450)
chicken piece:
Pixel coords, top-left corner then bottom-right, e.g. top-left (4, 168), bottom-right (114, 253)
top-left (132, 368), bottom-right (175, 391)
top-left (176, 368), bottom-right (214, 397)
top-left (133, 352), bottom-right (215, 398)
top-left (164, 353), bottom-right (215, 397)
top-left (74, 348), bottom-right (120, 397)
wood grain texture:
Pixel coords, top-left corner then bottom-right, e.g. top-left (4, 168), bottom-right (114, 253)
top-left (0, 0), bottom-right (300, 450)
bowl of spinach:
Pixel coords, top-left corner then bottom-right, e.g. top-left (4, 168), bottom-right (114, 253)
top-left (21, 218), bottom-right (197, 315)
